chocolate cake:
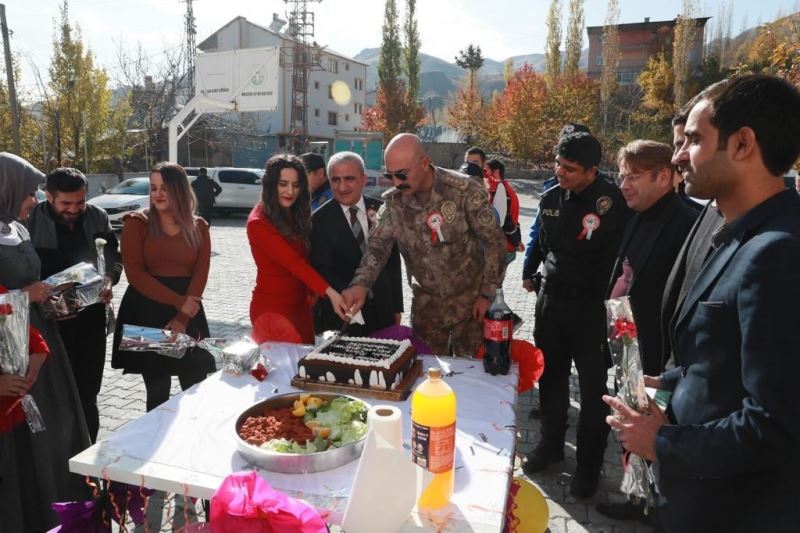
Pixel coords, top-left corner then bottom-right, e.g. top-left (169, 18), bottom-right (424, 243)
top-left (297, 337), bottom-right (417, 390)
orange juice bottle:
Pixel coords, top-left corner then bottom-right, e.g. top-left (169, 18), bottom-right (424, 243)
top-left (411, 367), bottom-right (457, 509)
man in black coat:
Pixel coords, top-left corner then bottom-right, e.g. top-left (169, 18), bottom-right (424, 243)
top-left (26, 167), bottom-right (122, 443)
top-left (310, 152), bottom-right (403, 335)
top-left (598, 140), bottom-right (698, 523)
top-left (191, 167), bottom-right (222, 224)
top-left (607, 140), bottom-right (699, 375)
top-left (605, 74), bottom-right (800, 533)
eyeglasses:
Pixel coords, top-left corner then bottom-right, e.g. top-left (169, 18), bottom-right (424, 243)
top-left (382, 169), bottom-right (409, 181)
top-left (618, 168), bottom-right (666, 183)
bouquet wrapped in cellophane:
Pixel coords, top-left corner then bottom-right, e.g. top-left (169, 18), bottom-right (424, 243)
top-left (605, 296), bottom-right (656, 508)
top-left (0, 290), bottom-right (46, 433)
top-left (41, 262), bottom-right (104, 320)
top-left (119, 325), bottom-right (266, 375)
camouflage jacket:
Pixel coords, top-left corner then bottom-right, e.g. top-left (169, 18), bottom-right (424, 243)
top-left (351, 165), bottom-right (505, 302)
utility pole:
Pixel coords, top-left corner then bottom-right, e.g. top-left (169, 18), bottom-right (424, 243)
top-left (0, 4), bottom-right (21, 154)
top-left (283, 0), bottom-right (322, 154)
top-left (181, 0), bottom-right (197, 166)
top-left (182, 0), bottom-right (197, 99)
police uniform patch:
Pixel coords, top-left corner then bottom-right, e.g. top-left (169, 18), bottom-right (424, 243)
top-left (441, 200), bottom-right (457, 222)
top-left (478, 206), bottom-right (494, 226)
top-left (596, 196), bottom-right (612, 215)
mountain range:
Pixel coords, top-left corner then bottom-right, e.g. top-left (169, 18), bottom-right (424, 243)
top-left (353, 48), bottom-right (588, 107)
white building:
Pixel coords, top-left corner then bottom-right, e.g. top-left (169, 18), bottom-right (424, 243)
top-left (197, 15), bottom-right (367, 149)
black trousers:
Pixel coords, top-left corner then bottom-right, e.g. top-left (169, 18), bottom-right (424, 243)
top-left (533, 291), bottom-right (611, 468)
top-left (58, 304), bottom-right (108, 443)
top-left (198, 206), bottom-right (214, 226)
top-left (142, 363), bottom-right (209, 412)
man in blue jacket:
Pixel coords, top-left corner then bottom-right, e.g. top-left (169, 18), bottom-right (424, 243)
top-left (604, 74), bottom-right (800, 533)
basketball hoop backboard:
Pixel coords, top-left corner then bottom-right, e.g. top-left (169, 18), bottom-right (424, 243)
top-left (195, 47), bottom-right (279, 112)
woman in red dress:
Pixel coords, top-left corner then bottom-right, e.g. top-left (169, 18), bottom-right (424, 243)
top-left (248, 154), bottom-right (348, 344)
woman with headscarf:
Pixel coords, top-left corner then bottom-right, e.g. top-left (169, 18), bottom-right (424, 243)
top-left (0, 152), bottom-right (91, 531)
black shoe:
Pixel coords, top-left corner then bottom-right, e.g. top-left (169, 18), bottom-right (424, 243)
top-left (570, 464), bottom-right (601, 499)
top-left (596, 501), bottom-right (646, 522)
top-left (522, 444), bottom-right (564, 476)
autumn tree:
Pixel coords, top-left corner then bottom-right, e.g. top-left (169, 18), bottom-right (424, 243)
top-left (630, 53), bottom-right (675, 143)
top-left (48, 1), bottom-right (118, 172)
top-left (0, 57), bottom-right (41, 163)
top-left (369, 0), bottom-right (405, 140)
top-left (445, 81), bottom-right (485, 145)
top-left (503, 58), bottom-right (515, 85)
top-left (486, 65), bottom-right (598, 162)
top-left (363, 0), bottom-right (424, 140)
top-left (599, 0), bottom-right (620, 133)
top-left (401, 0), bottom-right (424, 132)
top-left (564, 0), bottom-right (585, 76)
top-left (403, 0), bottom-right (420, 104)
top-left (672, 0), bottom-right (698, 108)
top-left (544, 0), bottom-right (563, 85)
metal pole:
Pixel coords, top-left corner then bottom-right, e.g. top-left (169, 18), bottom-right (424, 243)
top-left (0, 4), bottom-right (21, 154)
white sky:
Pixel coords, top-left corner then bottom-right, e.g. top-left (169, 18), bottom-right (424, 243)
top-left (8, 0), bottom-right (799, 98)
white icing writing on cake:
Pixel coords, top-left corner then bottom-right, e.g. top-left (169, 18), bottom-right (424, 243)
top-left (304, 337), bottom-right (411, 369)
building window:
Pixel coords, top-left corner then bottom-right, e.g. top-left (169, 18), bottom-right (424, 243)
top-left (354, 78), bottom-right (363, 91)
top-left (294, 106), bottom-right (304, 121)
top-left (314, 108), bottom-right (320, 118)
top-left (345, 63), bottom-right (350, 71)
top-left (596, 55), bottom-right (603, 66)
top-left (354, 102), bottom-right (363, 114)
top-left (616, 70), bottom-right (635, 84)
top-left (328, 59), bottom-right (338, 73)
top-left (328, 84), bottom-right (333, 99)
top-left (328, 111), bottom-right (338, 126)
top-left (314, 80), bottom-right (320, 90)
top-left (345, 113), bottom-right (349, 122)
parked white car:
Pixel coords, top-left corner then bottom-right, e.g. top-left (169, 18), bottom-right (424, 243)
top-left (207, 167), bottom-right (264, 213)
top-left (88, 177), bottom-right (150, 230)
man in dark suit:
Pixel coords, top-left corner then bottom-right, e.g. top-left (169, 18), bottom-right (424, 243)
top-left (597, 140), bottom-right (698, 523)
top-left (310, 151), bottom-right (403, 336)
top-left (604, 74), bottom-right (800, 533)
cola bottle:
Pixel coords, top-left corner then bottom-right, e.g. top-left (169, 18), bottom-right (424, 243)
top-left (483, 288), bottom-right (512, 375)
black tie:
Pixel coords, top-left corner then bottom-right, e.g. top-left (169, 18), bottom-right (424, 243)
top-left (350, 206), bottom-right (366, 254)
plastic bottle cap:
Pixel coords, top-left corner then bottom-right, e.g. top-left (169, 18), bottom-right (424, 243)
top-left (427, 367), bottom-right (442, 379)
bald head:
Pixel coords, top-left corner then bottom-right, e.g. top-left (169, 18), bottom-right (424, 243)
top-left (385, 133), bottom-right (424, 160)
top-left (384, 133), bottom-right (433, 196)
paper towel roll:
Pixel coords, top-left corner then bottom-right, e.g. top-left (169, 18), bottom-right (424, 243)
top-left (343, 423), bottom-right (417, 533)
top-left (367, 405), bottom-right (403, 450)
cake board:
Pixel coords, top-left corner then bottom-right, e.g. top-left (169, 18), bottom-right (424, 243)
top-left (291, 360), bottom-right (423, 401)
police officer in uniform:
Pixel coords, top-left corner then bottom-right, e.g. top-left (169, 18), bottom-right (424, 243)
top-left (342, 133), bottom-right (505, 356)
top-left (523, 132), bottom-right (632, 499)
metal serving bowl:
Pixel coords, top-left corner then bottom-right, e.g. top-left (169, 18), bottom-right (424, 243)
top-left (234, 392), bottom-right (369, 474)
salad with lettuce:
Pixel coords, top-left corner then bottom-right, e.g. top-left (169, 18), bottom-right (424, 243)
top-left (260, 395), bottom-right (368, 454)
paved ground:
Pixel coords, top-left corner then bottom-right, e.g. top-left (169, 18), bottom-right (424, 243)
top-left (96, 179), bottom-right (651, 532)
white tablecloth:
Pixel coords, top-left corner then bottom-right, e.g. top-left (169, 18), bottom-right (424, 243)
top-left (70, 343), bottom-right (519, 532)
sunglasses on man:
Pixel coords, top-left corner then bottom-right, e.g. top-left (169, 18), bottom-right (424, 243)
top-left (382, 169), bottom-right (409, 181)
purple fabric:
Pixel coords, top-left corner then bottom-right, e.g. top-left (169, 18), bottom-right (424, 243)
top-left (49, 482), bottom-right (155, 532)
top-left (369, 325), bottom-right (433, 355)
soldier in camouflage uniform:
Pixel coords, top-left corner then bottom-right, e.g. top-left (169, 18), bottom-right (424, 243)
top-left (343, 134), bottom-right (506, 356)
